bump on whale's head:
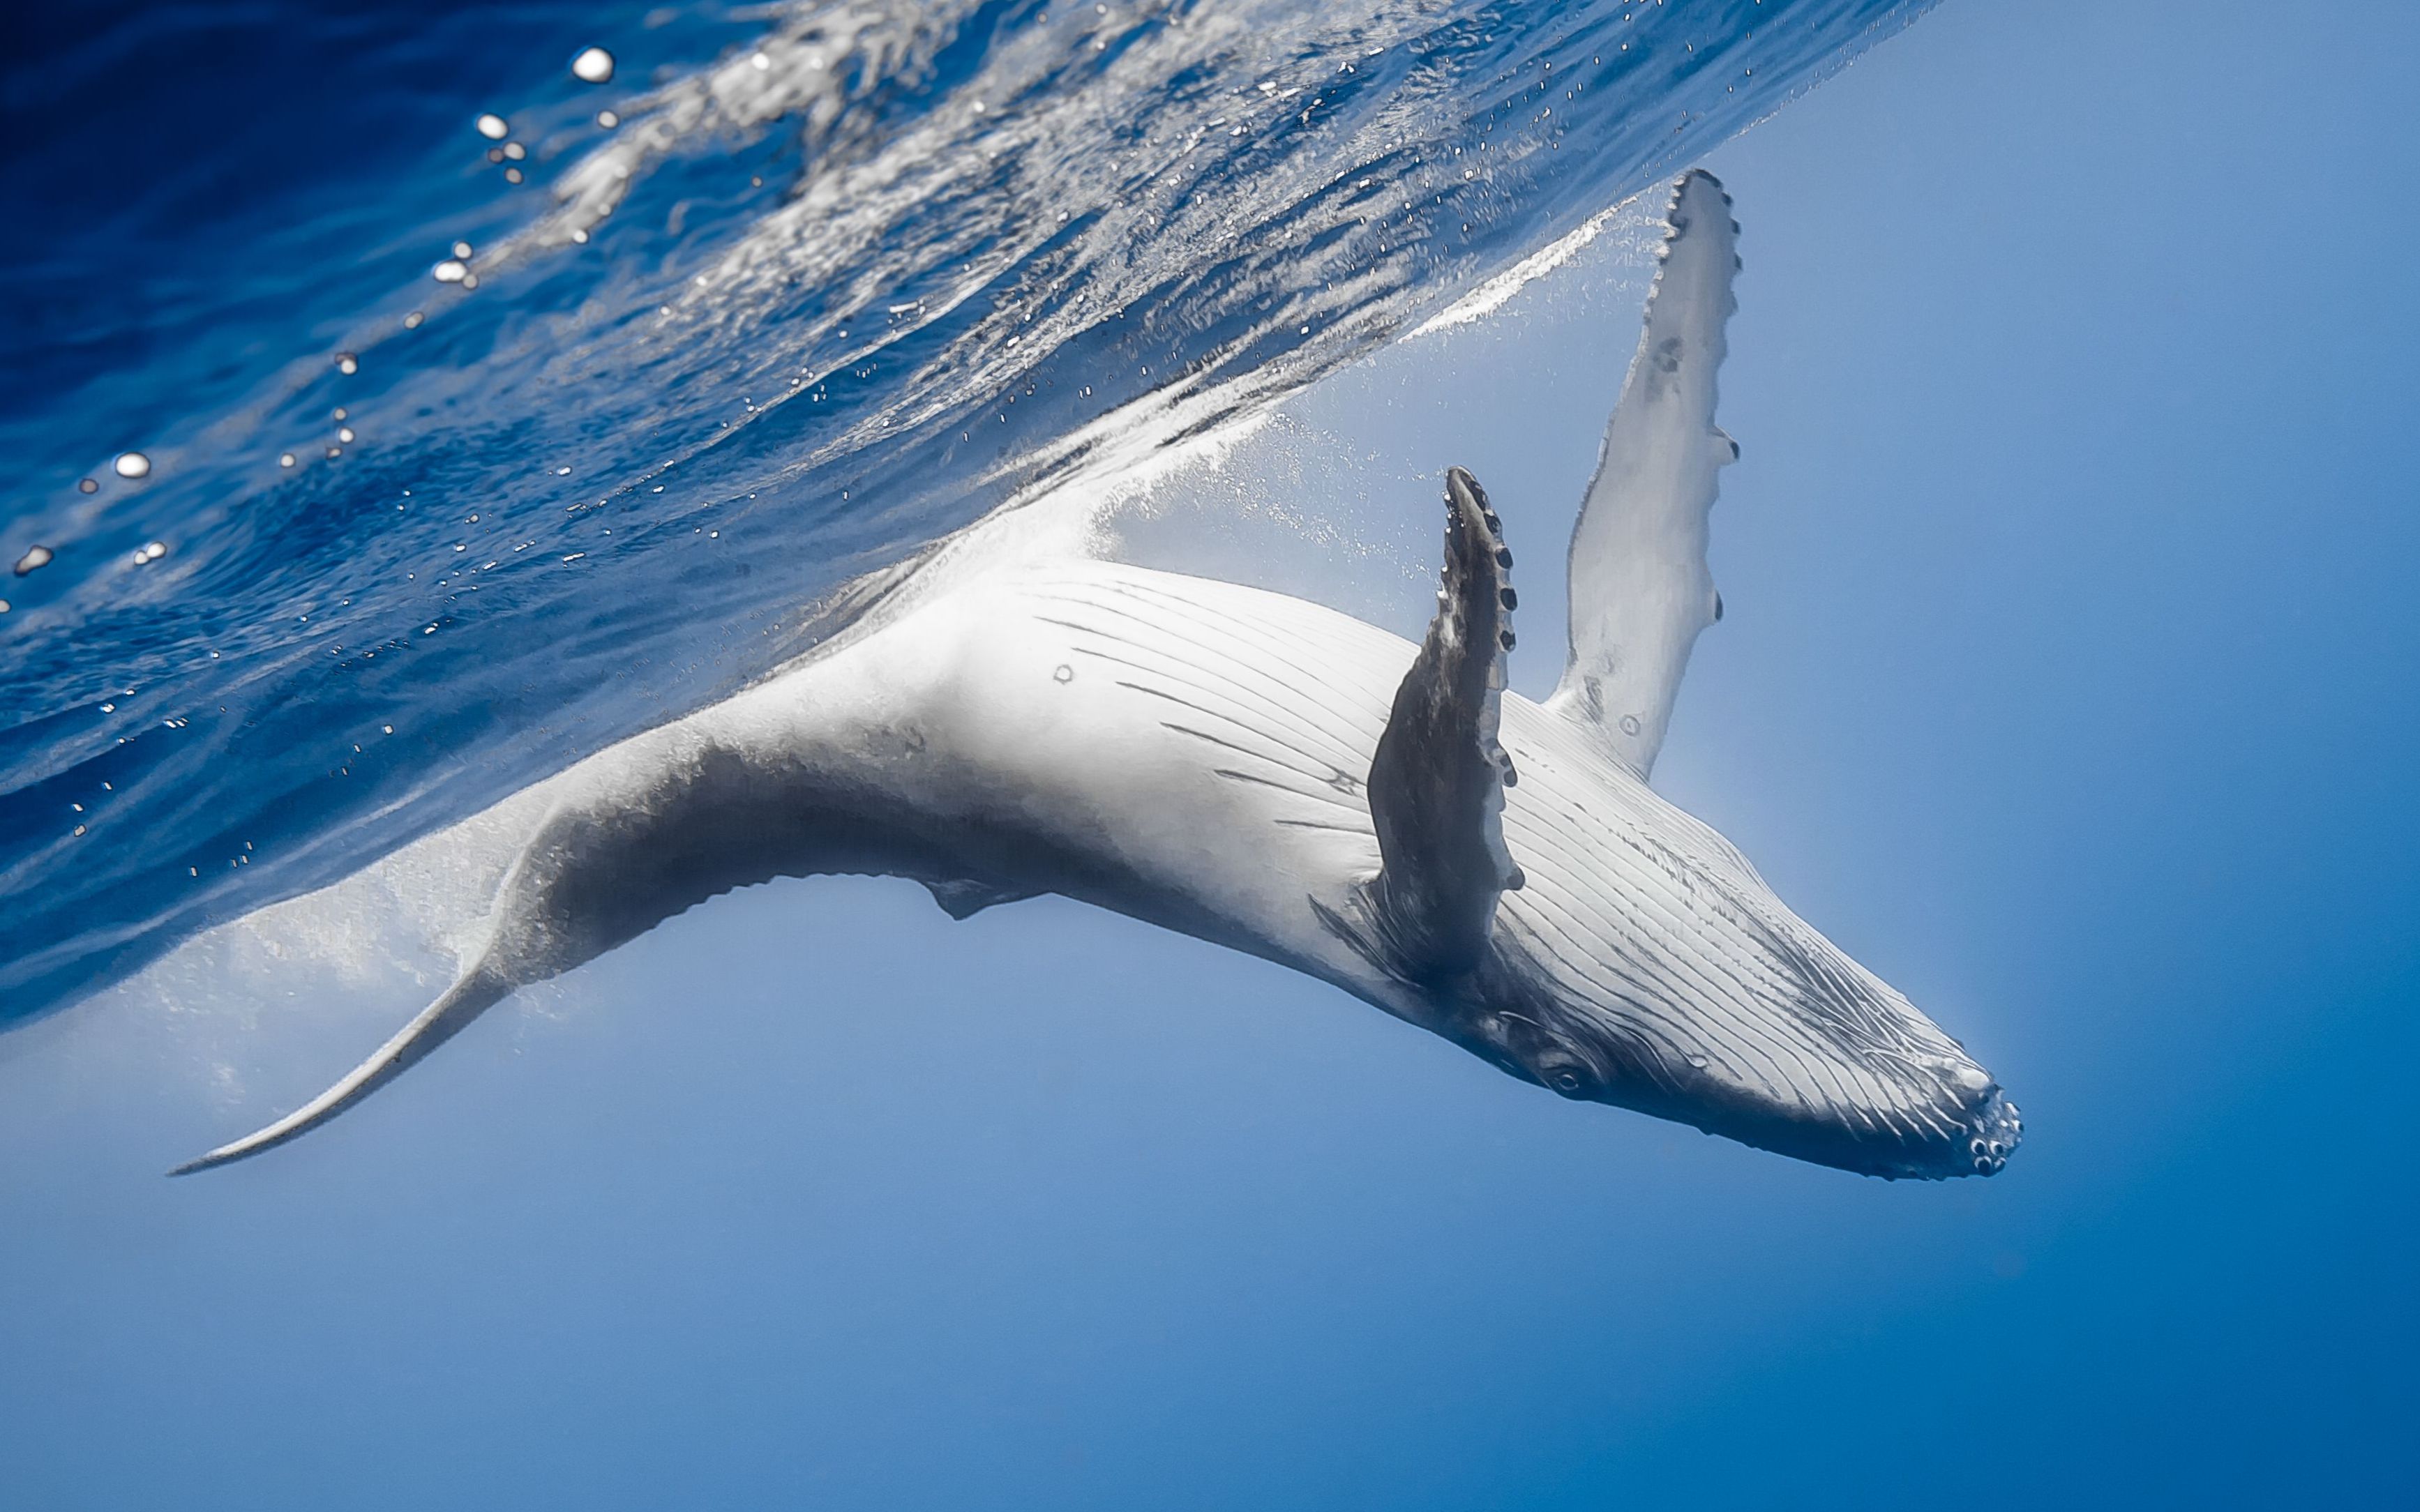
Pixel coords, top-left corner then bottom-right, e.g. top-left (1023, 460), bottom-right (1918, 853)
top-left (1468, 896), bottom-right (2022, 1181)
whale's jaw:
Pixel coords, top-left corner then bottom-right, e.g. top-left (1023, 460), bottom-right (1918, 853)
top-left (1456, 927), bottom-right (2020, 1181)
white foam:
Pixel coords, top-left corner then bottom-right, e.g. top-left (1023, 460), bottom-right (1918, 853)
top-left (1410, 201), bottom-right (1639, 339)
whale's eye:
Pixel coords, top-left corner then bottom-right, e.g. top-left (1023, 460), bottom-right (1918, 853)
top-left (1535, 1059), bottom-right (1588, 1096)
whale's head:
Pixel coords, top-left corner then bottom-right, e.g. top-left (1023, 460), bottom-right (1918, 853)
top-left (1471, 919), bottom-right (2020, 1179)
top-left (1463, 770), bottom-right (2020, 1180)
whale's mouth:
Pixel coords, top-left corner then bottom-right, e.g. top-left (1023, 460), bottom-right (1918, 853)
top-left (1677, 1073), bottom-right (2025, 1181)
top-left (1473, 988), bottom-right (2025, 1180)
top-left (1466, 930), bottom-right (2028, 1181)
top-left (1757, 1075), bottom-right (2025, 1181)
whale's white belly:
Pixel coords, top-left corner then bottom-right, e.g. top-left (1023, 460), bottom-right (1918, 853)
top-left (717, 560), bottom-right (1410, 990)
top-left (775, 557), bottom-right (1977, 1144)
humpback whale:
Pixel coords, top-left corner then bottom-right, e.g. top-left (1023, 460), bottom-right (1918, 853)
top-left (176, 170), bottom-right (2020, 1181)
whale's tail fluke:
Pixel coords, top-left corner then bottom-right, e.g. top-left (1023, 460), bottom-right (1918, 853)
top-left (169, 962), bottom-right (513, 1175)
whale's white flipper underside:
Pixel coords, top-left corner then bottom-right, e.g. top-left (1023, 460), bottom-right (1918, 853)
top-left (1548, 168), bottom-right (1741, 779)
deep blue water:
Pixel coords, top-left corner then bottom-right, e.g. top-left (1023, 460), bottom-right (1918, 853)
top-left (0, 0), bottom-right (1917, 1018)
top-left (5, 1), bottom-right (2418, 1507)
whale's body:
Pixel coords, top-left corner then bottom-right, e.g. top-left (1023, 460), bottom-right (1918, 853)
top-left (176, 172), bottom-right (2019, 1181)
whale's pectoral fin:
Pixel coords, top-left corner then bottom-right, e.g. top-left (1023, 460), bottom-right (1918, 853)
top-left (169, 960), bottom-right (515, 1175)
top-left (1547, 167), bottom-right (1741, 780)
top-left (1354, 466), bottom-right (1524, 983)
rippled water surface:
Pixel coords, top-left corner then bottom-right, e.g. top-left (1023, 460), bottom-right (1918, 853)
top-left (0, 1), bottom-right (1924, 1018)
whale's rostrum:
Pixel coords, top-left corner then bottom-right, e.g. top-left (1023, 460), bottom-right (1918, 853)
top-left (173, 170), bottom-right (2019, 1181)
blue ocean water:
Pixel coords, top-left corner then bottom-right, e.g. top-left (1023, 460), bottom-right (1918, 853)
top-left (4, 1), bottom-right (2418, 1507)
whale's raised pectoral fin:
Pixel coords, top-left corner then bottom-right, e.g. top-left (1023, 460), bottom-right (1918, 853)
top-left (170, 962), bottom-right (515, 1174)
top-left (1547, 168), bottom-right (1741, 780)
top-left (1344, 467), bottom-right (1524, 983)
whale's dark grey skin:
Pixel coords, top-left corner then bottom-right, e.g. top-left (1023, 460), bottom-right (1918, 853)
top-left (175, 172), bottom-right (2020, 1181)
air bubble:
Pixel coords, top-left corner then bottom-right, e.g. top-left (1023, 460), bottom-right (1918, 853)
top-left (503, 142), bottom-right (525, 161)
top-left (338, 428), bottom-right (355, 444)
top-left (433, 260), bottom-right (468, 283)
top-left (14, 545), bottom-right (54, 575)
top-left (596, 109), bottom-right (619, 129)
top-left (280, 453), bottom-right (296, 468)
top-left (336, 352), bottom-right (359, 375)
top-left (403, 310), bottom-right (425, 329)
top-left (571, 46), bottom-right (616, 84)
top-left (78, 478), bottom-right (98, 494)
top-left (114, 451), bottom-right (152, 479)
top-left (476, 113), bottom-right (510, 140)
top-left (452, 241), bottom-right (474, 259)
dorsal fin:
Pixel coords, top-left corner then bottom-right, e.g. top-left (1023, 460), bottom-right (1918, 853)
top-left (1358, 467), bottom-right (1525, 983)
top-left (1547, 168), bottom-right (1742, 778)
